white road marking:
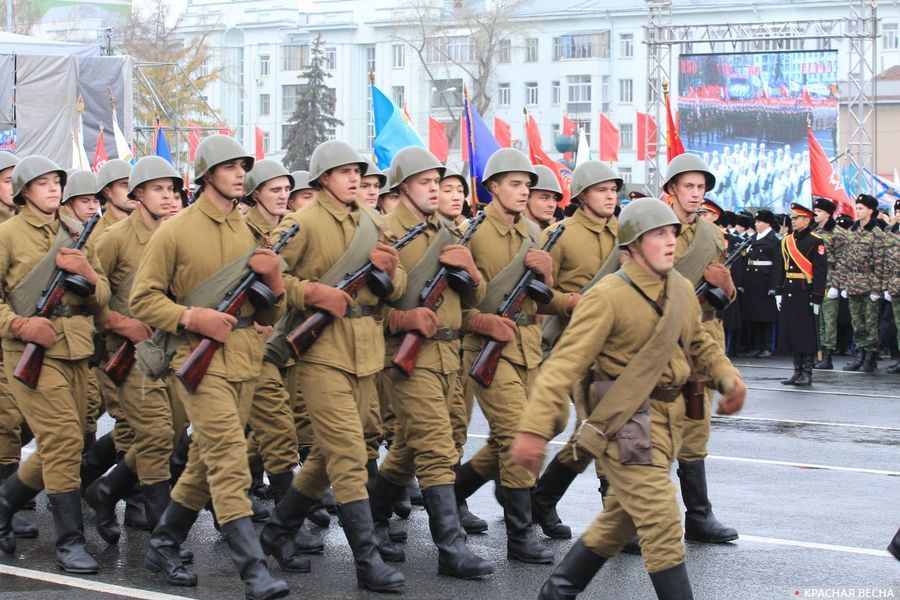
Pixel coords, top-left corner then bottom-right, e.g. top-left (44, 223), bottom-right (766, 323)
top-left (746, 385), bottom-right (900, 400)
top-left (713, 414), bottom-right (900, 432)
top-left (738, 535), bottom-right (893, 557)
top-left (0, 563), bottom-right (194, 599)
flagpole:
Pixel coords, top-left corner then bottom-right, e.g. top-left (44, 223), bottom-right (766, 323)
top-left (464, 84), bottom-right (478, 209)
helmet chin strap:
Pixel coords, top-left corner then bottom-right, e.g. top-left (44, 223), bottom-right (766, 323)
top-left (140, 202), bottom-right (167, 221)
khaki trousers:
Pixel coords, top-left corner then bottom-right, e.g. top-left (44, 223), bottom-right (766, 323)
top-left (677, 318), bottom-right (723, 462)
top-left (248, 361), bottom-right (299, 475)
top-left (0, 357), bottom-right (25, 466)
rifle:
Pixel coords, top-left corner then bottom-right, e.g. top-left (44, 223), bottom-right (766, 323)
top-left (391, 211), bottom-right (486, 377)
top-left (468, 224), bottom-right (565, 387)
top-left (175, 224), bottom-right (299, 393)
top-left (13, 213), bottom-right (101, 389)
top-left (285, 222), bottom-right (428, 359)
top-left (695, 235), bottom-right (752, 310)
top-left (102, 337), bottom-right (135, 387)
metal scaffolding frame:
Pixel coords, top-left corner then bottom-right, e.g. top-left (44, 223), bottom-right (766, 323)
top-left (643, 1), bottom-right (877, 194)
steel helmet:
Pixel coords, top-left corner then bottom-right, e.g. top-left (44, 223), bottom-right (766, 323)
top-left (440, 165), bottom-right (469, 198)
top-left (571, 161), bottom-right (623, 198)
top-left (617, 197), bottom-right (681, 247)
top-left (360, 158), bottom-right (388, 189)
top-left (193, 134), bottom-right (254, 181)
top-left (481, 148), bottom-right (538, 187)
top-left (62, 170), bottom-right (98, 205)
top-left (96, 159), bottom-right (132, 203)
top-left (307, 140), bottom-right (367, 187)
top-left (662, 153), bottom-right (716, 194)
top-left (128, 156), bottom-right (184, 199)
top-left (389, 147), bottom-right (444, 189)
top-left (290, 170), bottom-right (312, 193)
top-left (12, 156), bottom-right (67, 205)
top-left (0, 152), bottom-right (18, 173)
top-left (244, 160), bottom-right (294, 202)
top-left (531, 164), bottom-right (562, 200)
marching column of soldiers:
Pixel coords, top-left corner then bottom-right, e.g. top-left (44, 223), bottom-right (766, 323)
top-left (0, 135), bottom-right (896, 600)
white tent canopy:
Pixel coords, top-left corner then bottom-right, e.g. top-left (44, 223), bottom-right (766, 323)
top-left (0, 31), bottom-right (99, 57)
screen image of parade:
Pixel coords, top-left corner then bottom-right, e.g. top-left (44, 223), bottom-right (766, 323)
top-left (677, 50), bottom-right (839, 212)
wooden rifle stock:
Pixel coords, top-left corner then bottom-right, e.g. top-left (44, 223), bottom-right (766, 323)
top-left (13, 213), bottom-right (101, 389)
top-left (103, 339), bottom-right (135, 386)
top-left (467, 338), bottom-right (505, 387)
top-left (176, 224), bottom-right (300, 393)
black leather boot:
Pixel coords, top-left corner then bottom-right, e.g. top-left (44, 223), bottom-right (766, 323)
top-left (260, 487), bottom-right (317, 572)
top-left (369, 474), bottom-right (406, 562)
top-left (250, 494), bottom-right (270, 522)
top-left (338, 499), bottom-right (405, 592)
top-left (887, 360), bottom-right (900, 375)
top-left (422, 485), bottom-right (493, 579)
top-left (267, 473), bottom-right (318, 559)
top-left (538, 540), bottom-right (606, 599)
top-left (85, 460), bottom-right (139, 544)
top-left (678, 460), bottom-right (738, 543)
top-left (142, 481), bottom-right (194, 563)
top-left (266, 471), bottom-right (294, 506)
top-left (221, 517), bottom-right (289, 600)
top-left (649, 562), bottom-right (695, 600)
top-left (47, 491), bottom-right (99, 574)
top-left (169, 433), bottom-right (191, 486)
top-left (814, 349), bottom-right (833, 370)
top-left (80, 432), bottom-right (117, 495)
top-left (793, 355), bottom-right (812, 387)
top-left (124, 491), bottom-right (150, 530)
top-left (843, 350), bottom-right (865, 371)
top-left (407, 478), bottom-right (423, 505)
top-left (531, 456), bottom-right (578, 539)
top-left (306, 484), bottom-right (333, 527)
top-left (888, 527), bottom-right (900, 560)
top-left (82, 431), bottom-right (96, 456)
top-left (454, 462), bottom-right (488, 534)
top-left (503, 488), bottom-right (553, 564)
top-left (144, 501), bottom-right (199, 586)
top-left (365, 459), bottom-right (379, 491)
top-left (392, 486), bottom-right (412, 519)
top-left (860, 350), bottom-right (878, 373)
top-left (250, 459), bottom-right (271, 501)
top-left (0, 472), bottom-right (40, 554)
top-left (0, 464), bottom-right (37, 538)
top-left (781, 354), bottom-right (803, 385)
top-left (621, 536), bottom-right (642, 555)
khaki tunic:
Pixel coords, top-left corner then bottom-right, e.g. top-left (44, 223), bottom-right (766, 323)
top-left (94, 207), bottom-right (124, 240)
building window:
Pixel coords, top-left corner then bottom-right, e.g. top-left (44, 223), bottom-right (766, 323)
top-left (366, 46), bottom-right (376, 148)
top-left (392, 43), bottom-right (405, 68)
top-left (498, 39), bottom-right (511, 63)
top-left (324, 47), bottom-right (337, 70)
top-left (574, 119), bottom-right (591, 146)
top-left (619, 166), bottom-right (632, 183)
top-left (426, 36), bottom-right (473, 63)
top-left (620, 33), bottom-right (634, 58)
top-left (281, 45), bottom-right (308, 71)
top-left (884, 23), bottom-right (898, 50)
top-left (281, 124), bottom-right (290, 145)
top-left (431, 79), bottom-right (463, 108)
top-left (525, 82), bottom-right (539, 105)
top-left (566, 75), bottom-right (591, 114)
top-left (259, 93), bottom-right (270, 116)
top-left (282, 84), bottom-right (302, 116)
top-left (198, 58), bottom-right (209, 77)
top-left (392, 86), bottom-right (405, 108)
top-left (601, 75), bottom-right (610, 113)
top-left (525, 38), bottom-right (539, 62)
top-left (365, 46), bottom-right (376, 74)
top-left (552, 80), bottom-right (560, 105)
top-left (619, 78), bottom-right (633, 103)
top-left (553, 33), bottom-right (609, 60)
top-left (263, 131), bottom-right (270, 153)
top-left (619, 123), bottom-right (633, 150)
top-left (498, 83), bottom-right (511, 106)
top-left (259, 54), bottom-right (270, 77)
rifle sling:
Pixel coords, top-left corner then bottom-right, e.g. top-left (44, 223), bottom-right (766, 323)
top-left (674, 218), bottom-right (723, 286)
top-left (8, 224), bottom-right (76, 317)
top-left (394, 224), bottom-right (455, 311)
top-left (477, 219), bottom-right (541, 314)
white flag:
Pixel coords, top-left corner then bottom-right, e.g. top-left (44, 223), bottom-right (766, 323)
top-left (112, 107), bottom-right (133, 162)
top-left (71, 112), bottom-right (90, 171)
top-left (575, 128), bottom-right (591, 168)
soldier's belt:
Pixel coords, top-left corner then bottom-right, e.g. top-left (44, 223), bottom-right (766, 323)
top-left (51, 304), bottom-right (86, 317)
top-left (786, 273), bottom-right (812, 281)
top-left (345, 304), bottom-right (376, 318)
top-left (428, 327), bottom-right (461, 341)
top-left (649, 385), bottom-right (682, 403)
top-left (513, 314), bottom-right (540, 326)
top-left (748, 260), bottom-right (773, 266)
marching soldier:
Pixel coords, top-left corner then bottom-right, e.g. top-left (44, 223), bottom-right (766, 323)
top-left (359, 159), bottom-right (386, 211)
top-left (812, 197), bottom-right (842, 370)
top-left (438, 166), bottom-right (469, 228)
top-left (839, 194), bottom-right (886, 373)
top-left (261, 140), bottom-right (406, 593)
top-left (0, 156), bottom-right (110, 573)
top-left (453, 148), bottom-right (555, 564)
top-left (742, 209), bottom-right (780, 358)
top-left (524, 165), bottom-right (562, 229)
top-left (61, 170), bottom-right (101, 222)
top-left (530, 160), bottom-right (622, 540)
top-left (96, 159), bottom-right (134, 235)
top-left (512, 197), bottom-right (745, 600)
top-left (130, 135), bottom-right (289, 598)
top-left (0, 154), bottom-right (15, 222)
top-left (288, 170), bottom-right (315, 212)
top-left (774, 203), bottom-right (827, 386)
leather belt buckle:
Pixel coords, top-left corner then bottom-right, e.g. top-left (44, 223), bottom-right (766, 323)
top-left (52, 305), bottom-right (85, 317)
top-left (649, 385), bottom-right (681, 403)
top-left (346, 304), bottom-right (375, 318)
top-left (430, 327), bottom-right (460, 341)
top-left (514, 314), bottom-right (539, 326)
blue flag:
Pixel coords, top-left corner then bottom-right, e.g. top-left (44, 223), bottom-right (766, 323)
top-left (155, 125), bottom-right (173, 165)
top-left (372, 85), bottom-right (424, 169)
top-left (463, 98), bottom-right (500, 204)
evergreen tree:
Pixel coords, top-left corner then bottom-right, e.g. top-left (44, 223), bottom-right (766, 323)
top-left (283, 34), bottom-right (343, 171)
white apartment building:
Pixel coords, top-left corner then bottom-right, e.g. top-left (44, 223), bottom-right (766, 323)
top-left (177, 0), bottom-right (900, 183)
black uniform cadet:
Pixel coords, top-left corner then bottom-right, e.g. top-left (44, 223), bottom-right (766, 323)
top-left (742, 209), bottom-right (780, 357)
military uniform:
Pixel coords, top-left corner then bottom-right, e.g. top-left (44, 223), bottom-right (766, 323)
top-left (813, 197), bottom-right (844, 369)
top-left (741, 212), bottom-right (780, 356)
top-left (885, 210), bottom-right (900, 374)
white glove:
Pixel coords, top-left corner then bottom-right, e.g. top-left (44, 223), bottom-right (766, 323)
top-left (885, 291), bottom-right (892, 302)
top-left (869, 292), bottom-right (880, 302)
top-left (775, 295), bottom-right (782, 311)
top-left (826, 287), bottom-right (839, 300)
top-left (811, 303), bottom-right (820, 316)
top-left (840, 289), bottom-right (848, 299)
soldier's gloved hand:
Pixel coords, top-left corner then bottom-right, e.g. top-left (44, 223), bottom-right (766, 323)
top-left (840, 289), bottom-right (848, 299)
top-left (826, 287), bottom-right (839, 300)
top-left (369, 242), bottom-right (400, 278)
top-left (10, 316), bottom-right (57, 348)
top-left (180, 307), bottom-right (237, 343)
top-left (702, 263), bottom-right (735, 298)
top-left (439, 244), bottom-right (482, 286)
top-left (466, 313), bottom-right (516, 342)
top-left (511, 432), bottom-right (547, 474)
top-left (524, 249), bottom-right (553, 287)
top-left (105, 311), bottom-right (152, 343)
top-left (566, 293), bottom-right (582, 314)
top-left (716, 376), bottom-right (746, 416)
top-left (248, 249), bottom-right (285, 297)
top-left (388, 307), bottom-right (439, 337)
top-left (253, 322), bottom-right (274, 338)
top-left (767, 289), bottom-right (775, 296)
top-left (775, 295), bottom-right (782, 311)
top-left (869, 292), bottom-right (881, 302)
top-left (55, 248), bottom-right (98, 285)
top-left (886, 291), bottom-right (892, 302)
top-left (303, 282), bottom-right (353, 319)
top-left (810, 303), bottom-right (820, 316)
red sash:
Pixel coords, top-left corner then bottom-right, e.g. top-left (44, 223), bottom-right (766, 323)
top-left (784, 234), bottom-right (813, 281)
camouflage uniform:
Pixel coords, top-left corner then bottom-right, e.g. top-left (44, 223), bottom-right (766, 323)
top-left (885, 225), bottom-right (900, 373)
top-left (817, 222), bottom-right (845, 353)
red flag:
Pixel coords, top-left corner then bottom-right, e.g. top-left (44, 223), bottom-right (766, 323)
top-left (802, 88), bottom-right (813, 105)
top-left (494, 117), bottom-right (511, 148)
top-left (525, 113), bottom-right (571, 207)
top-left (460, 114), bottom-right (469, 162)
top-left (664, 89), bottom-right (685, 162)
top-left (255, 126), bottom-right (265, 160)
top-left (562, 114), bottom-right (577, 161)
top-left (636, 112), bottom-right (658, 161)
top-left (428, 117), bottom-right (449, 163)
top-left (598, 113), bottom-right (619, 162)
top-left (188, 123), bottom-right (201, 162)
top-left (808, 127), bottom-right (854, 218)
top-left (92, 130), bottom-right (108, 173)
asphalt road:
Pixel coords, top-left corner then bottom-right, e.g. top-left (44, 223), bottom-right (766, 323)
top-left (1, 355), bottom-right (898, 600)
